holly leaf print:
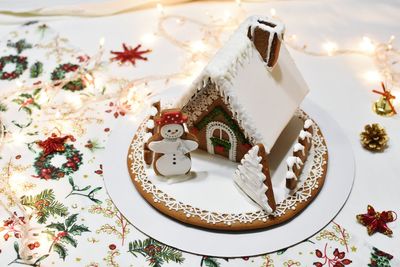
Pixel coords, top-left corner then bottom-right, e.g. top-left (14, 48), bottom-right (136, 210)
top-left (53, 243), bottom-right (67, 260)
top-left (68, 224), bottom-right (90, 236)
top-left (60, 234), bottom-right (77, 247)
top-left (47, 222), bottom-right (65, 231)
top-left (65, 214), bottom-right (78, 228)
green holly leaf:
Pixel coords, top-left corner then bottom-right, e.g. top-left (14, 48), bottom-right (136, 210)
top-left (65, 214), bottom-right (78, 228)
top-left (60, 234), bottom-right (77, 247)
top-left (68, 224), bottom-right (90, 236)
top-left (53, 243), bottom-right (67, 260)
top-left (46, 222), bottom-right (65, 231)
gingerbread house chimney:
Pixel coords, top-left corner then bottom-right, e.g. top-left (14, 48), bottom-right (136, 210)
top-left (247, 18), bottom-right (285, 69)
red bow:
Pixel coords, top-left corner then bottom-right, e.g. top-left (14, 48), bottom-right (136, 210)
top-left (372, 82), bottom-right (397, 114)
top-left (356, 205), bottom-right (396, 236)
top-left (36, 134), bottom-right (75, 156)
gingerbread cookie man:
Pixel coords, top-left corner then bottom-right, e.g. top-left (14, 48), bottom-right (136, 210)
top-left (148, 109), bottom-right (198, 177)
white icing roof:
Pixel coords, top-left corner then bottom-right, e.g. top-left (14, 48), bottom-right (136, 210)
top-left (178, 15), bottom-right (309, 153)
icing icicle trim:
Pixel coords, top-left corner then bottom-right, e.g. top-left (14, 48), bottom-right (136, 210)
top-left (286, 171), bottom-right (298, 181)
top-left (149, 106), bottom-right (158, 116)
top-left (146, 119), bottom-right (155, 129)
top-left (299, 130), bottom-right (312, 142)
top-left (233, 146), bottom-right (273, 213)
top-left (287, 156), bottom-right (303, 169)
top-left (293, 143), bottom-right (305, 156)
top-left (304, 119), bottom-right (313, 129)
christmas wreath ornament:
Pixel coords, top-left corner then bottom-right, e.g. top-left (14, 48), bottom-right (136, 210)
top-left (33, 134), bottom-right (82, 180)
top-left (357, 205), bottom-right (397, 236)
top-left (360, 123), bottom-right (388, 152)
top-left (51, 63), bottom-right (86, 91)
top-left (0, 55), bottom-right (28, 80)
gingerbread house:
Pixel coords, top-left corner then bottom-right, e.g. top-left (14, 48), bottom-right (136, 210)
top-left (175, 15), bottom-right (313, 212)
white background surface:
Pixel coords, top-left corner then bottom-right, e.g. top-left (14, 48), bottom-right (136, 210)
top-left (0, 0), bottom-right (398, 257)
top-left (103, 99), bottom-right (355, 257)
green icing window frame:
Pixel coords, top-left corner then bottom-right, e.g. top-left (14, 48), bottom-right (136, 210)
top-left (194, 106), bottom-right (249, 144)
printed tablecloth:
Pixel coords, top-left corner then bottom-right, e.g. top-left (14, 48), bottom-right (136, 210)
top-left (0, 1), bottom-right (399, 266)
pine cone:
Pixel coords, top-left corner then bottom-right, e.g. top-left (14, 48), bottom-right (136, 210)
top-left (360, 123), bottom-right (388, 152)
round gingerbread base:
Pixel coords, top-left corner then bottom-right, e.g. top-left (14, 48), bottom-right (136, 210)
top-left (127, 110), bottom-right (328, 231)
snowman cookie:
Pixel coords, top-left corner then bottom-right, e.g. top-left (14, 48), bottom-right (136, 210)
top-left (148, 109), bottom-right (198, 177)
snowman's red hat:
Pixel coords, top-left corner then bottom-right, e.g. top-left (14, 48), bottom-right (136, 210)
top-left (155, 109), bottom-right (188, 126)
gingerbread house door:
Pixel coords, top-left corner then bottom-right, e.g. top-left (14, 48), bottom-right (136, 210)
top-left (206, 121), bottom-right (237, 161)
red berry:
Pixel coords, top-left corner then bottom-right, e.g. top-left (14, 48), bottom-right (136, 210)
top-left (109, 244), bottom-right (116, 250)
top-left (34, 241), bottom-right (40, 248)
top-left (341, 259), bottom-right (352, 265)
top-left (313, 263), bottom-right (323, 267)
top-left (333, 262), bottom-right (344, 267)
top-left (315, 249), bottom-right (323, 258)
top-left (338, 252), bottom-right (345, 259)
top-left (242, 257), bottom-right (249, 261)
top-left (28, 244), bottom-right (35, 250)
top-left (95, 170), bottom-right (103, 175)
top-left (333, 248), bottom-right (339, 257)
top-left (3, 233), bottom-right (9, 241)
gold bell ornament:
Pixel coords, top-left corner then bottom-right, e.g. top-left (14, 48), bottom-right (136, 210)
top-left (372, 82), bottom-right (396, 117)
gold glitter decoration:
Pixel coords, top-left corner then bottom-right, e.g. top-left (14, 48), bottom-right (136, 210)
top-left (360, 123), bottom-right (389, 152)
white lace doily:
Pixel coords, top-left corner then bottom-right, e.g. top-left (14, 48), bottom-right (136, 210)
top-left (128, 110), bottom-right (328, 228)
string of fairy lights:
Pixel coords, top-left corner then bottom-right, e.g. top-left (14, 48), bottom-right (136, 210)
top-left (0, 1), bottom-right (398, 263)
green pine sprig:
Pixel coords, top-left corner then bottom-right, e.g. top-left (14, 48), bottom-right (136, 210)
top-left (129, 238), bottom-right (184, 267)
top-left (21, 189), bottom-right (68, 224)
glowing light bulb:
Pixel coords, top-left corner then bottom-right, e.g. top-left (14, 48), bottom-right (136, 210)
top-left (363, 70), bottom-right (382, 83)
top-left (360, 36), bottom-right (375, 53)
top-left (270, 8), bottom-right (276, 17)
top-left (12, 132), bottom-right (26, 145)
top-left (10, 173), bottom-right (27, 193)
top-left (16, 80), bottom-right (23, 88)
top-left (223, 10), bottom-right (231, 22)
top-left (156, 3), bottom-right (164, 14)
top-left (190, 40), bottom-right (207, 52)
top-left (99, 37), bottom-right (105, 47)
top-left (68, 94), bottom-right (82, 109)
top-left (37, 90), bottom-right (49, 105)
top-left (322, 41), bottom-right (338, 56)
top-left (141, 33), bottom-right (157, 45)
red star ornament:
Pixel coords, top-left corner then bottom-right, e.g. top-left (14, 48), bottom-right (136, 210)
top-left (356, 205), bottom-right (397, 236)
top-left (110, 43), bottom-right (151, 66)
top-left (36, 133), bottom-right (75, 156)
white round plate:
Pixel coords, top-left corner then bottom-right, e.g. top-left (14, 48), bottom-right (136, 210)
top-left (101, 98), bottom-right (355, 257)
